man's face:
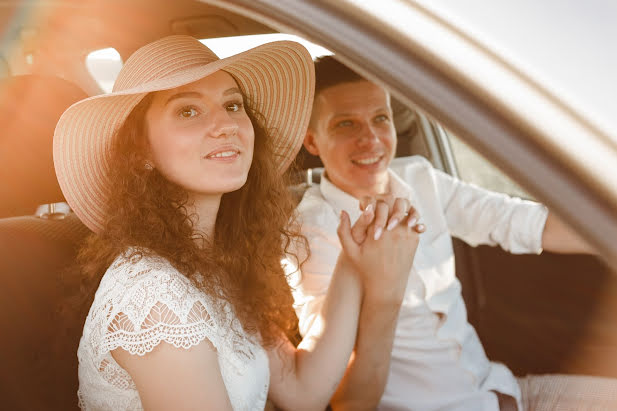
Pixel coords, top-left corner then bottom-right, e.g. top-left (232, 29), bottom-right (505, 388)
top-left (304, 80), bottom-right (396, 198)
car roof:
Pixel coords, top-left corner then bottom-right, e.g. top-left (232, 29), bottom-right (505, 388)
top-left (0, 0), bottom-right (274, 94)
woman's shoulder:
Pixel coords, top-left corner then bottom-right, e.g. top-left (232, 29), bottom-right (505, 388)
top-left (85, 248), bottom-right (228, 356)
top-left (101, 248), bottom-right (198, 295)
top-left (93, 248), bottom-right (215, 328)
top-left (105, 247), bottom-right (179, 280)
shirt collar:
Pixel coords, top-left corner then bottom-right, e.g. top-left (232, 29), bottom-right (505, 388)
top-left (319, 169), bottom-right (415, 224)
top-left (319, 173), bottom-right (362, 223)
top-left (388, 168), bottom-right (414, 199)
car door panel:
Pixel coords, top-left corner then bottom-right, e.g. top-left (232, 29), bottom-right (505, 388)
top-left (454, 238), bottom-right (617, 377)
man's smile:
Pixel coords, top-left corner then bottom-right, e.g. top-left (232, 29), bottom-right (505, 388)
top-left (351, 153), bottom-right (385, 168)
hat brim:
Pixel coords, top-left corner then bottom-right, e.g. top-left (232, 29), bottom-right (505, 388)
top-left (53, 40), bottom-right (314, 233)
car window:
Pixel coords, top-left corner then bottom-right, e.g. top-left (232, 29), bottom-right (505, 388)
top-left (447, 131), bottom-right (532, 200)
top-left (86, 47), bottom-right (122, 93)
top-left (0, 56), bottom-right (10, 78)
top-left (201, 33), bottom-right (331, 58)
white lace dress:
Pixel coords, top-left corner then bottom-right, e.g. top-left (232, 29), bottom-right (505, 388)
top-left (77, 251), bottom-right (270, 410)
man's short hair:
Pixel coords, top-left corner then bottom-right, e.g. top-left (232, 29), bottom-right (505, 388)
top-left (314, 55), bottom-right (365, 97)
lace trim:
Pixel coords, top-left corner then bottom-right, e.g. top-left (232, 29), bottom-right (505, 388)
top-left (92, 260), bottom-right (253, 373)
top-left (103, 319), bottom-right (215, 356)
top-left (97, 300), bottom-right (248, 372)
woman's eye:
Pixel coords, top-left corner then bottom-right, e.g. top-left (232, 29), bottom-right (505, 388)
top-left (179, 107), bottom-right (198, 118)
top-left (226, 102), bottom-right (244, 112)
top-left (336, 120), bottom-right (353, 128)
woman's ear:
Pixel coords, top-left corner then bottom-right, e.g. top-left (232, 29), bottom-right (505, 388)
top-left (142, 134), bottom-right (155, 170)
top-left (142, 147), bottom-right (155, 171)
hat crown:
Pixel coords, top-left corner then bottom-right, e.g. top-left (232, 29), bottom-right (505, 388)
top-left (113, 35), bottom-right (220, 92)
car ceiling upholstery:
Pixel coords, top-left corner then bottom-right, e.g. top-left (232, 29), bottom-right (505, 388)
top-left (0, 0), bottom-right (274, 94)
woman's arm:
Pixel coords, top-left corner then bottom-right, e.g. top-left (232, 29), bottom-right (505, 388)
top-left (268, 253), bottom-right (362, 411)
top-left (112, 339), bottom-right (232, 411)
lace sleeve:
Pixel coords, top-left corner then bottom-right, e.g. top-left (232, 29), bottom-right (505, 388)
top-left (89, 253), bottom-right (227, 360)
top-left (78, 251), bottom-right (270, 411)
top-left (104, 300), bottom-right (218, 356)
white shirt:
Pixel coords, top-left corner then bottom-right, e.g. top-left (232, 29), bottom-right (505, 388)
top-left (289, 156), bottom-right (548, 411)
top-left (78, 251), bottom-right (269, 411)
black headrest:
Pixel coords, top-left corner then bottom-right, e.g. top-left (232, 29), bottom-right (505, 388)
top-left (0, 75), bottom-right (88, 218)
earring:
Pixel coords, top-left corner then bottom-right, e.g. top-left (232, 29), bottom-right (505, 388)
top-left (144, 162), bottom-right (154, 171)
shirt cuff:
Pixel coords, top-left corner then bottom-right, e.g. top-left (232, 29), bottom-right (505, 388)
top-left (525, 203), bottom-right (549, 254)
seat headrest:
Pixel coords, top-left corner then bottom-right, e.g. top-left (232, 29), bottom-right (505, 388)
top-left (0, 75), bottom-right (88, 218)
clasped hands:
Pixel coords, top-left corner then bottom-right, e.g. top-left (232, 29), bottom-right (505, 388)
top-left (336, 196), bottom-right (425, 302)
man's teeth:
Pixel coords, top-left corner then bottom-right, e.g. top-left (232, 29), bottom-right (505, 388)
top-left (210, 150), bottom-right (238, 158)
top-left (354, 157), bottom-right (380, 165)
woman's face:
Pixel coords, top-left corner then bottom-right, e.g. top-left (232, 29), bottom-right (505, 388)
top-left (144, 71), bottom-right (255, 198)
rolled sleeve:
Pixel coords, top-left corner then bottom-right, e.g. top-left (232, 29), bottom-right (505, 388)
top-left (434, 168), bottom-right (549, 254)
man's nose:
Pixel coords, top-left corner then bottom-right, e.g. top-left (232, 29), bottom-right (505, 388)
top-left (210, 108), bottom-right (239, 138)
top-left (357, 124), bottom-right (380, 147)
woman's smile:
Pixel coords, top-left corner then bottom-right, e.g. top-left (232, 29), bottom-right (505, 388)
top-left (204, 144), bottom-right (242, 162)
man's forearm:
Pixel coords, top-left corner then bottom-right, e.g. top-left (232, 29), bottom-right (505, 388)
top-left (542, 212), bottom-right (595, 254)
top-left (330, 294), bottom-right (402, 410)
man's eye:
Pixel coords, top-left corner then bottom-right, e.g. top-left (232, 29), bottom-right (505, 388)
top-left (226, 102), bottom-right (244, 112)
top-left (374, 114), bottom-right (390, 123)
top-left (179, 107), bottom-right (198, 118)
top-left (336, 120), bottom-right (353, 128)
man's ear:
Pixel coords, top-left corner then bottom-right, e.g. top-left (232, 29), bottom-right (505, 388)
top-left (303, 129), bottom-right (320, 156)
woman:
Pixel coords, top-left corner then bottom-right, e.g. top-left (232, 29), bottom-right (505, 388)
top-left (54, 35), bottom-right (421, 410)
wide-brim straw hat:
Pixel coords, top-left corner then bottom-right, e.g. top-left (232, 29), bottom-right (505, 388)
top-left (53, 35), bottom-right (315, 234)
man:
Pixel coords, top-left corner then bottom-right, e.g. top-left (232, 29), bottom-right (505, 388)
top-left (290, 56), bottom-right (617, 410)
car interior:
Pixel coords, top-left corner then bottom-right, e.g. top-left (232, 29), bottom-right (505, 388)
top-left (0, 1), bottom-right (615, 410)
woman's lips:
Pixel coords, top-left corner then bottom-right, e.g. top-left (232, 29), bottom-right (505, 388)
top-left (204, 145), bottom-right (241, 161)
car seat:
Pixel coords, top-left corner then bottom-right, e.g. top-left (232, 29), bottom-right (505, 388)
top-left (0, 75), bottom-right (91, 410)
top-left (0, 75), bottom-right (88, 218)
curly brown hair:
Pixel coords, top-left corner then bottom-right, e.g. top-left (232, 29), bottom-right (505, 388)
top-left (77, 90), bottom-right (307, 347)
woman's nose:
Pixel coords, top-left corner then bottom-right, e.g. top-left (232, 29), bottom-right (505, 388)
top-left (213, 125), bottom-right (238, 138)
top-left (210, 108), bottom-right (239, 138)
